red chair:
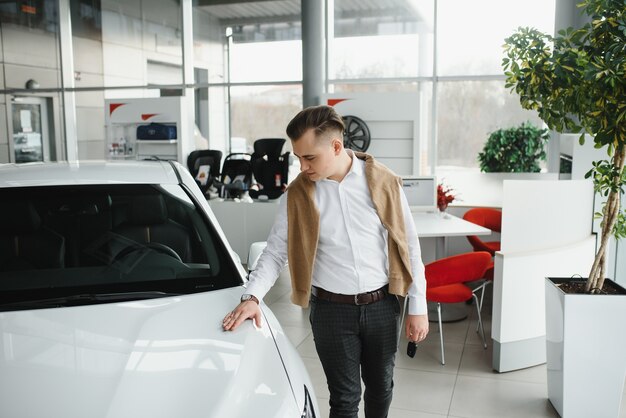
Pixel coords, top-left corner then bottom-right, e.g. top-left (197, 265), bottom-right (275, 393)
top-left (426, 252), bottom-right (492, 365)
top-left (463, 208), bottom-right (502, 256)
top-left (463, 208), bottom-right (502, 311)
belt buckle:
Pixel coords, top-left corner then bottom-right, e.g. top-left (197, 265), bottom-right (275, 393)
top-left (354, 293), bottom-right (366, 306)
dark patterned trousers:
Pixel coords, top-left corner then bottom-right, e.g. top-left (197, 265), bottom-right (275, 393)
top-left (309, 292), bottom-right (400, 418)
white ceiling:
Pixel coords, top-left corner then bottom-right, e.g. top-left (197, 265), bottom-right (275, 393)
top-left (196, 0), bottom-right (425, 24)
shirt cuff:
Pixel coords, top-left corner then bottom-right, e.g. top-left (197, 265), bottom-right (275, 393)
top-left (243, 281), bottom-right (266, 303)
top-left (407, 295), bottom-right (428, 316)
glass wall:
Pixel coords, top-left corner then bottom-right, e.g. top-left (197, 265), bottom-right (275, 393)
top-left (229, 24), bottom-right (301, 83)
top-left (230, 84), bottom-right (302, 151)
top-left (0, 1), bottom-right (64, 163)
top-left (329, 0), bottom-right (556, 174)
top-left (435, 0), bottom-right (554, 171)
top-left (328, 0), bottom-right (434, 175)
top-left (193, 0), bottom-right (302, 154)
top-left (0, 0), bottom-right (555, 169)
top-left (0, 0), bottom-right (62, 90)
top-left (68, 0), bottom-right (183, 160)
top-left (331, 0), bottom-right (434, 80)
top-left (437, 0), bottom-right (555, 76)
top-left (436, 80), bottom-right (544, 170)
top-left (71, 0), bottom-right (183, 89)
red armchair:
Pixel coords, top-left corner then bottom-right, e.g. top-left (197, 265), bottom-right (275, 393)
top-left (463, 207), bottom-right (502, 256)
top-left (426, 251), bottom-right (492, 365)
top-left (463, 208), bottom-right (502, 313)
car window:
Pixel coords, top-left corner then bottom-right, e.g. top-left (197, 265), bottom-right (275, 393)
top-left (0, 184), bottom-right (243, 309)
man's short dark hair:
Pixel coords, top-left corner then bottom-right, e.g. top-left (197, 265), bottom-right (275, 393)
top-left (286, 105), bottom-right (345, 141)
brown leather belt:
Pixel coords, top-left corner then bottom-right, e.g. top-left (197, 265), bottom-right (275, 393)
top-left (311, 285), bottom-right (388, 306)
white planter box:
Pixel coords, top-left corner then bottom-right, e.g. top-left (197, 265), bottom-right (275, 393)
top-left (545, 277), bottom-right (626, 418)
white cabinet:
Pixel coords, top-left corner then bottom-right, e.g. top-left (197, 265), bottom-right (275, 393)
top-left (104, 97), bottom-right (191, 164)
top-left (136, 139), bottom-right (178, 161)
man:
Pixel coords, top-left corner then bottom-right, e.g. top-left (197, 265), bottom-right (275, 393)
top-left (222, 105), bottom-right (428, 418)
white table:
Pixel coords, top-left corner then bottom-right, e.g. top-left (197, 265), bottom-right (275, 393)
top-left (209, 201), bottom-right (492, 268)
top-left (412, 211), bottom-right (492, 322)
top-left (412, 211), bottom-right (491, 258)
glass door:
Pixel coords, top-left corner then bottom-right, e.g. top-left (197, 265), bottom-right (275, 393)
top-left (10, 97), bottom-right (50, 163)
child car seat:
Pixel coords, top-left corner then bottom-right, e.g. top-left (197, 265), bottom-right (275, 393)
top-left (187, 150), bottom-right (223, 193)
top-left (249, 138), bottom-right (290, 200)
top-left (215, 153), bottom-right (253, 199)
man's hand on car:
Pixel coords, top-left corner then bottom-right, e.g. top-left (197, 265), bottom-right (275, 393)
top-left (222, 297), bottom-right (262, 331)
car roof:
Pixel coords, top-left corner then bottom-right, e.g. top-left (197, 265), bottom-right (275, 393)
top-left (0, 160), bottom-right (181, 188)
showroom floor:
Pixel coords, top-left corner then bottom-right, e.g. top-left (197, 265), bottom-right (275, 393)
top-left (263, 269), bottom-right (626, 418)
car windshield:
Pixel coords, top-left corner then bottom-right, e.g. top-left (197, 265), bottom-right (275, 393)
top-left (0, 183), bottom-right (242, 310)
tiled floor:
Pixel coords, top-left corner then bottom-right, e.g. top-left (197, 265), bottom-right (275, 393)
top-left (264, 270), bottom-right (626, 418)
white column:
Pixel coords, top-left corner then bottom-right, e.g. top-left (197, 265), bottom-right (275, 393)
top-left (548, 0), bottom-right (592, 173)
top-left (181, 0), bottom-right (196, 164)
top-left (302, 0), bottom-right (325, 107)
top-left (58, 0), bottom-right (78, 161)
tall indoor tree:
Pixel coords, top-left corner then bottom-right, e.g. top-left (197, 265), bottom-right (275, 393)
top-left (502, 0), bottom-right (626, 293)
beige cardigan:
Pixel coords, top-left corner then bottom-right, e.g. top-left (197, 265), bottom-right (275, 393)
top-left (286, 152), bottom-right (414, 308)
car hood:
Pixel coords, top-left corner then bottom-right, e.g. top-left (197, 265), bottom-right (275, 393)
top-left (0, 288), bottom-right (299, 418)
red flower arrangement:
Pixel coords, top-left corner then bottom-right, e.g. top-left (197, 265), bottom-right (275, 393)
top-left (437, 182), bottom-right (457, 212)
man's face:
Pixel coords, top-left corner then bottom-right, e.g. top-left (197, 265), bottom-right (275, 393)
top-left (292, 128), bottom-right (341, 182)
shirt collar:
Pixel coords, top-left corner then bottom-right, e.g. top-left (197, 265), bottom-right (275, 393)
top-left (319, 149), bottom-right (364, 184)
top-left (346, 149), bottom-right (364, 177)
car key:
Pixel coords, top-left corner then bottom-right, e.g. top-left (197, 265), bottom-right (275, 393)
top-left (407, 341), bottom-right (417, 358)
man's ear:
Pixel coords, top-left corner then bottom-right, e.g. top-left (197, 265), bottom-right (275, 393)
top-left (332, 137), bottom-right (343, 155)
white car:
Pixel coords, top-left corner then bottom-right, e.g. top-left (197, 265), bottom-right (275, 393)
top-left (0, 160), bottom-right (317, 418)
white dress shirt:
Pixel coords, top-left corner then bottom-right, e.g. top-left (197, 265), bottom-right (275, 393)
top-left (245, 151), bottom-right (427, 315)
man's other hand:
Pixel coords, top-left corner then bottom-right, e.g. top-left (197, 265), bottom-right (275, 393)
top-left (405, 314), bottom-right (429, 342)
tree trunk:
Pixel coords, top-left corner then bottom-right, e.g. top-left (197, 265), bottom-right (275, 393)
top-left (586, 147), bottom-right (626, 293)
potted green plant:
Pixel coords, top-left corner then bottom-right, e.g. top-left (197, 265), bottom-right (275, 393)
top-left (478, 122), bottom-right (549, 172)
top-left (502, 0), bottom-right (626, 417)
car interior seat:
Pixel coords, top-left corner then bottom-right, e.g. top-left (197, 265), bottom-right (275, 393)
top-left (0, 201), bottom-right (65, 271)
top-left (249, 138), bottom-right (290, 200)
top-left (214, 153), bottom-right (253, 199)
top-left (187, 149), bottom-right (223, 193)
top-left (45, 195), bottom-right (113, 267)
top-left (112, 194), bottom-right (192, 262)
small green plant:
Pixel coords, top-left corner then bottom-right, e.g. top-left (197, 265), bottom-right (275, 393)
top-left (478, 122), bottom-right (549, 172)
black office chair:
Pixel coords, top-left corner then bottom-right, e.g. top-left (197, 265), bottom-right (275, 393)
top-left (249, 138), bottom-right (290, 200)
top-left (214, 153), bottom-right (253, 199)
top-left (187, 150), bottom-right (223, 193)
top-left (0, 201), bottom-right (65, 271)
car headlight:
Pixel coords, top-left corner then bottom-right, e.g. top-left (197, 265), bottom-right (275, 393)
top-left (301, 385), bottom-right (316, 418)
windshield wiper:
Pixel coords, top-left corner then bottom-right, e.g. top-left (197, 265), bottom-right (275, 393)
top-left (0, 291), bottom-right (182, 310)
